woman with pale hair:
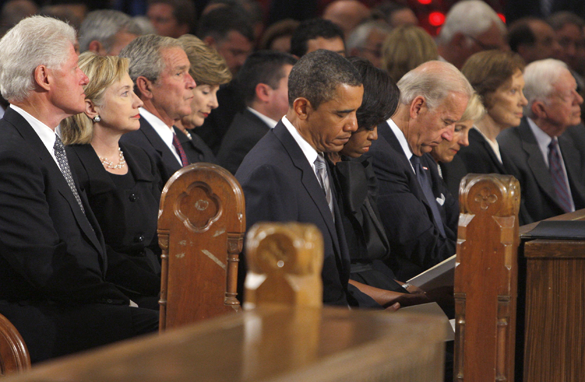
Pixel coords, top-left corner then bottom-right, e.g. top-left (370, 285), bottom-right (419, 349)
top-left (61, 52), bottom-right (162, 309)
top-left (175, 34), bottom-right (232, 163)
top-left (381, 24), bottom-right (438, 82)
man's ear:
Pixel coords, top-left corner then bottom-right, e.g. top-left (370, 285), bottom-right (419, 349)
top-left (255, 83), bottom-right (271, 103)
top-left (203, 35), bottom-right (216, 49)
top-left (452, 32), bottom-right (468, 49)
top-left (293, 97), bottom-right (310, 120)
top-left (33, 65), bottom-right (51, 91)
top-left (409, 96), bottom-right (425, 119)
top-left (531, 101), bottom-right (547, 119)
top-left (136, 76), bottom-right (153, 99)
top-left (88, 40), bottom-right (105, 55)
top-left (84, 99), bottom-right (99, 120)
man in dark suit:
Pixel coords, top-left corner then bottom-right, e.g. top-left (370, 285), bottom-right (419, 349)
top-left (363, 61), bottom-right (473, 280)
top-left (119, 34), bottom-right (196, 182)
top-left (236, 50), bottom-right (381, 308)
top-left (218, 51), bottom-right (296, 174)
top-left (498, 59), bottom-right (585, 223)
top-left (0, 16), bottom-right (158, 364)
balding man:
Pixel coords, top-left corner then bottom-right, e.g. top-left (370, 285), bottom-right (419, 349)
top-left (498, 59), bottom-right (585, 222)
top-left (322, 0), bottom-right (370, 38)
top-left (436, 0), bottom-right (508, 69)
top-left (0, 16), bottom-right (158, 363)
top-left (363, 61), bottom-right (472, 280)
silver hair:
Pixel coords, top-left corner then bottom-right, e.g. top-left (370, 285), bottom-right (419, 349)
top-left (397, 60), bottom-right (473, 109)
top-left (119, 34), bottom-right (183, 84)
top-left (78, 10), bottom-right (141, 54)
top-left (0, 15), bottom-right (75, 102)
top-left (346, 21), bottom-right (392, 51)
top-left (436, 0), bottom-right (506, 46)
top-left (523, 58), bottom-right (569, 118)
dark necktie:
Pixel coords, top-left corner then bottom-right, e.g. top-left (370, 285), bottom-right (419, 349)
top-left (548, 138), bottom-right (572, 213)
top-left (411, 155), bottom-right (446, 237)
top-left (172, 133), bottom-right (189, 167)
top-left (54, 135), bottom-right (85, 213)
top-left (314, 155), bottom-right (334, 220)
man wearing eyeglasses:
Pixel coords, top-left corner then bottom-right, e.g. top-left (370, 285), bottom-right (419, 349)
top-left (436, 0), bottom-right (509, 69)
top-left (498, 59), bottom-right (585, 223)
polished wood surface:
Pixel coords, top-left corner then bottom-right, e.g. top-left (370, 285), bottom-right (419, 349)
top-left (454, 174), bottom-right (521, 382)
top-left (3, 306), bottom-right (447, 382)
top-left (244, 222), bottom-right (323, 309)
top-left (0, 313), bottom-right (30, 376)
top-left (158, 163), bottom-right (245, 330)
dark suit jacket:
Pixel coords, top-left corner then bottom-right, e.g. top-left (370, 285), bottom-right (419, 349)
top-left (174, 126), bottom-right (217, 165)
top-left (0, 108), bottom-right (157, 362)
top-left (217, 109), bottom-right (271, 174)
top-left (498, 117), bottom-right (585, 223)
top-left (363, 121), bottom-right (456, 280)
top-left (67, 143), bottom-right (162, 301)
top-left (439, 155), bottom-right (467, 198)
top-left (120, 117), bottom-right (181, 183)
top-left (236, 121), bottom-right (379, 308)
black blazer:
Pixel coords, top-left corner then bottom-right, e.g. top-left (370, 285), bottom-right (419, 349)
top-left (217, 109), bottom-right (271, 174)
top-left (67, 143), bottom-right (162, 298)
top-left (236, 121), bottom-right (379, 308)
top-left (120, 117), bottom-right (181, 183)
top-left (0, 108), bottom-right (157, 362)
top-left (174, 126), bottom-right (217, 165)
top-left (362, 121), bottom-right (456, 280)
top-left (498, 117), bottom-right (585, 223)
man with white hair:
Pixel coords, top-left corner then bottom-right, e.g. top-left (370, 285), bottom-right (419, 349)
top-left (436, 0), bottom-right (508, 69)
top-left (78, 9), bottom-right (141, 56)
top-left (498, 59), bottom-right (585, 222)
top-left (0, 16), bottom-right (159, 363)
top-left (363, 61), bottom-right (472, 280)
top-left (346, 20), bottom-right (392, 68)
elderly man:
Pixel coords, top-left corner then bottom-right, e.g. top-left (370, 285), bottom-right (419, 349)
top-left (436, 0), bottom-right (508, 69)
top-left (218, 51), bottom-right (297, 174)
top-left (236, 50), bottom-right (383, 308)
top-left (322, 0), bottom-right (371, 39)
top-left (78, 10), bottom-right (140, 56)
top-left (363, 61), bottom-right (472, 280)
top-left (0, 16), bottom-right (158, 363)
top-left (119, 34), bottom-right (196, 182)
top-left (346, 21), bottom-right (392, 69)
top-left (498, 59), bottom-right (585, 223)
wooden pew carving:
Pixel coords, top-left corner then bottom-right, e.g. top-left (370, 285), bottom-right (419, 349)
top-left (454, 174), bottom-right (520, 382)
top-left (0, 313), bottom-right (30, 376)
top-left (158, 163), bottom-right (245, 331)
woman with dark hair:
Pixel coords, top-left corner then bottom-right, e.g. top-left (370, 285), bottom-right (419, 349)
top-left (328, 57), bottom-right (428, 308)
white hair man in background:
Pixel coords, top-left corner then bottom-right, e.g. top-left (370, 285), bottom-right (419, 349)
top-left (78, 9), bottom-right (141, 56)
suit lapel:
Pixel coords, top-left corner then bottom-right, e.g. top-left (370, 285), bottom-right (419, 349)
top-left (140, 119), bottom-right (182, 172)
top-left (470, 129), bottom-right (507, 173)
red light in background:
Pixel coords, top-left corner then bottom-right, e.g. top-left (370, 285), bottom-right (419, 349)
top-left (498, 13), bottom-right (506, 23)
top-left (418, 0), bottom-right (432, 4)
top-left (428, 12), bottom-right (445, 27)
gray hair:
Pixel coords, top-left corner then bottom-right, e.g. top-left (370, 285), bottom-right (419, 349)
top-left (523, 58), bottom-right (569, 118)
top-left (397, 60), bottom-right (473, 109)
top-left (288, 49), bottom-right (362, 110)
top-left (346, 20), bottom-right (392, 51)
top-left (436, 0), bottom-right (506, 46)
top-left (119, 34), bottom-right (183, 84)
top-left (0, 16), bottom-right (75, 102)
top-left (78, 10), bottom-right (141, 54)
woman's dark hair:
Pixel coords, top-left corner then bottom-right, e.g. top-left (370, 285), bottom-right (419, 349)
top-left (348, 56), bottom-right (400, 130)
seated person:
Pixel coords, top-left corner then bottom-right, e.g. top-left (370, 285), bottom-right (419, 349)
top-left (61, 53), bottom-right (163, 310)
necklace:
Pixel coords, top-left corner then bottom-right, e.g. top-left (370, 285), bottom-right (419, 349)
top-left (99, 147), bottom-right (126, 169)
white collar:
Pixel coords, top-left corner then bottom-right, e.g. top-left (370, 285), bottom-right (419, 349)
top-left (387, 117), bottom-right (415, 173)
top-left (282, 116), bottom-right (320, 174)
top-left (247, 107), bottom-right (278, 128)
top-left (527, 117), bottom-right (555, 167)
top-left (10, 105), bottom-right (59, 165)
top-left (139, 108), bottom-right (182, 165)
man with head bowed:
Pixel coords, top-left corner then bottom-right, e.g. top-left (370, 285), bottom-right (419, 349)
top-left (0, 16), bottom-right (158, 363)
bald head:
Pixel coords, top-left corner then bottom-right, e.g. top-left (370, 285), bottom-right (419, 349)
top-left (323, 0), bottom-right (370, 38)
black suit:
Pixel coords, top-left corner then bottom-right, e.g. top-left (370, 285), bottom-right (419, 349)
top-left (498, 117), bottom-right (585, 223)
top-left (174, 126), bottom-right (217, 165)
top-left (0, 108), bottom-right (157, 363)
top-left (236, 121), bottom-right (379, 308)
top-left (363, 121), bottom-right (456, 280)
top-left (217, 109), bottom-right (271, 174)
top-left (66, 143), bottom-right (162, 307)
top-left (120, 117), bottom-right (181, 183)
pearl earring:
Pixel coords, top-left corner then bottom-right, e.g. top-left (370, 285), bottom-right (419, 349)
top-left (92, 115), bottom-right (101, 123)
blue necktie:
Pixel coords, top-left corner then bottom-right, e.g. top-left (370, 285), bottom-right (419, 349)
top-left (411, 155), bottom-right (446, 237)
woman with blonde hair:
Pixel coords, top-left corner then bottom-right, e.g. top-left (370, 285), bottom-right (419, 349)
top-left (175, 34), bottom-right (232, 163)
top-left (62, 52), bottom-right (162, 309)
top-left (382, 24), bottom-right (438, 82)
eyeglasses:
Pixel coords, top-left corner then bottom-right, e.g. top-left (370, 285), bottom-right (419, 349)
top-left (464, 34), bottom-right (503, 51)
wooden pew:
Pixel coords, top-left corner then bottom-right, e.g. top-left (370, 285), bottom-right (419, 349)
top-left (158, 163), bottom-right (245, 331)
top-left (0, 313), bottom-right (30, 376)
top-left (454, 173), bottom-right (585, 381)
top-left (3, 223), bottom-right (448, 382)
